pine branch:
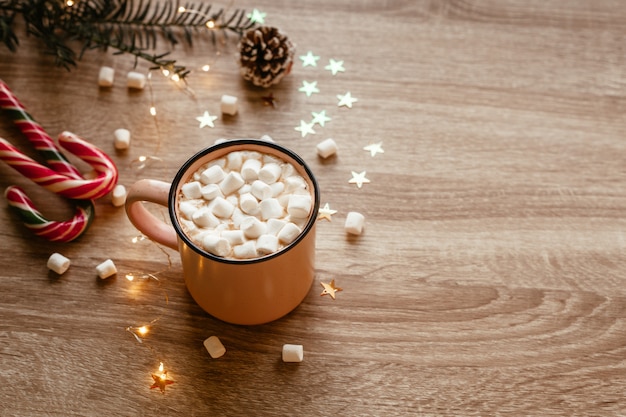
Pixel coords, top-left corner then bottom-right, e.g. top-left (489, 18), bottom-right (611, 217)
top-left (0, 0), bottom-right (257, 78)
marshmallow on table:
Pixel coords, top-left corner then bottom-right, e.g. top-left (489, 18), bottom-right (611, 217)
top-left (127, 71), bottom-right (146, 89)
top-left (113, 128), bottom-right (130, 150)
top-left (204, 336), bottom-right (226, 359)
top-left (345, 211), bottom-right (365, 235)
top-left (316, 138), bottom-right (338, 159)
top-left (220, 95), bottom-right (238, 116)
top-left (47, 253), bottom-right (70, 275)
top-left (282, 344), bottom-right (304, 363)
top-left (96, 259), bottom-right (117, 279)
top-left (111, 184), bottom-right (127, 207)
top-left (98, 66), bottom-right (115, 87)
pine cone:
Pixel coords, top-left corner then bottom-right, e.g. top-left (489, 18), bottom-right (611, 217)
top-left (238, 26), bottom-right (295, 88)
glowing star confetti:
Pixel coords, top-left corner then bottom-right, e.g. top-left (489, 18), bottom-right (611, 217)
top-left (311, 110), bottom-right (332, 127)
top-left (320, 279), bottom-right (342, 299)
top-left (325, 59), bottom-right (345, 75)
top-left (196, 111), bottom-right (218, 128)
top-left (300, 51), bottom-right (321, 67)
top-left (363, 142), bottom-right (385, 157)
top-left (299, 80), bottom-right (320, 97)
top-left (150, 363), bottom-right (174, 393)
top-left (349, 171), bottom-right (370, 188)
top-left (247, 9), bottom-right (266, 24)
top-left (261, 92), bottom-right (277, 108)
top-left (295, 120), bottom-right (316, 138)
top-left (317, 203), bottom-right (337, 221)
top-left (337, 92), bottom-right (358, 108)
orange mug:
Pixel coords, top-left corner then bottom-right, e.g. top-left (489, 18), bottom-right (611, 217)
top-left (125, 140), bottom-right (320, 325)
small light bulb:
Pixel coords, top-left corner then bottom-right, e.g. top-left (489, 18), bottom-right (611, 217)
top-left (159, 362), bottom-right (164, 372)
top-left (66, 0), bottom-right (74, 6)
top-left (138, 155), bottom-right (147, 162)
top-left (171, 74), bottom-right (180, 83)
top-left (149, 106), bottom-right (157, 116)
top-left (206, 20), bottom-right (216, 29)
top-left (178, 6), bottom-right (186, 13)
top-left (202, 65), bottom-right (210, 72)
top-left (162, 69), bottom-right (170, 77)
top-left (138, 326), bottom-right (149, 335)
top-left (125, 274), bottom-right (135, 281)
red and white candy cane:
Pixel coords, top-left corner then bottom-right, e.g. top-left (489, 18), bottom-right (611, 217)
top-left (0, 80), bottom-right (118, 242)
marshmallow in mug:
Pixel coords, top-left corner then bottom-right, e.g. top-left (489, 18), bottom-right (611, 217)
top-left (178, 150), bottom-right (314, 259)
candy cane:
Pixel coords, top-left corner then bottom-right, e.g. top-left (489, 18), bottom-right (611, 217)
top-left (4, 186), bottom-right (94, 242)
top-left (0, 132), bottom-right (118, 200)
top-left (0, 80), bottom-right (118, 242)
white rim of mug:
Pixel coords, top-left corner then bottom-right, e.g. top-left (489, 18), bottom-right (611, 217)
top-left (168, 139), bottom-right (321, 265)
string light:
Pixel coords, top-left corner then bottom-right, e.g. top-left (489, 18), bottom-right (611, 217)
top-left (65, 0), bottom-right (75, 6)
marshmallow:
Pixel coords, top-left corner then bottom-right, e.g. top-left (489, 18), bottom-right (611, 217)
top-left (284, 175), bottom-right (307, 193)
top-left (270, 181), bottom-right (285, 197)
top-left (239, 192), bottom-right (259, 214)
top-left (113, 128), bottom-right (130, 150)
top-left (211, 196), bottom-right (235, 218)
top-left (226, 151), bottom-right (243, 171)
top-left (98, 66), bottom-right (115, 87)
top-left (258, 163), bottom-right (282, 184)
top-left (257, 234), bottom-right (279, 255)
top-left (127, 71), bottom-right (146, 89)
top-left (219, 171), bottom-right (245, 195)
top-left (96, 259), bottom-right (117, 279)
top-left (231, 208), bottom-right (246, 228)
top-left (201, 183), bottom-right (222, 200)
top-left (282, 344), bottom-right (304, 363)
top-left (192, 207), bottom-right (220, 228)
top-left (316, 138), bottom-right (337, 158)
top-left (233, 241), bottom-right (257, 259)
top-left (266, 218), bottom-right (287, 236)
top-left (221, 230), bottom-right (245, 246)
top-left (200, 165), bottom-right (225, 184)
top-left (111, 184), bottom-right (127, 207)
top-left (251, 180), bottom-right (272, 200)
top-left (241, 158), bottom-right (262, 181)
top-left (47, 253), bottom-right (70, 275)
top-left (241, 216), bottom-right (266, 239)
top-left (182, 181), bottom-right (203, 199)
top-left (259, 198), bottom-right (284, 220)
top-left (220, 94), bottom-right (238, 116)
top-left (204, 336), bottom-right (226, 358)
top-left (259, 134), bottom-right (275, 142)
top-left (345, 211), bottom-right (365, 235)
top-left (287, 194), bottom-right (312, 218)
top-left (277, 222), bottom-right (301, 244)
top-left (179, 201), bottom-right (198, 219)
top-left (202, 234), bottom-right (231, 257)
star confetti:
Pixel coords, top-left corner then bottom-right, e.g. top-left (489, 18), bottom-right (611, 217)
top-left (299, 80), bottom-right (320, 97)
top-left (196, 111), bottom-right (218, 128)
top-left (320, 279), bottom-right (342, 299)
top-left (349, 171), bottom-right (370, 188)
top-left (325, 58), bottom-right (345, 75)
top-left (337, 92), bottom-right (358, 108)
top-left (311, 110), bottom-right (332, 127)
top-left (363, 142), bottom-right (384, 157)
top-left (300, 51), bottom-right (321, 67)
top-left (317, 203), bottom-right (337, 221)
top-left (261, 92), bottom-right (277, 108)
top-left (247, 9), bottom-right (266, 24)
top-left (295, 120), bottom-right (316, 138)
top-left (150, 371), bottom-right (175, 393)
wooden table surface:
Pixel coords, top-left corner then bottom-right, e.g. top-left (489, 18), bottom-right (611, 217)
top-left (1, 1), bottom-right (625, 415)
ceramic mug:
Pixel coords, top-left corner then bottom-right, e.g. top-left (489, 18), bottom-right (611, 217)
top-left (125, 140), bottom-right (320, 325)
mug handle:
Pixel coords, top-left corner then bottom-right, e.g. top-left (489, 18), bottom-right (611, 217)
top-left (125, 179), bottom-right (178, 250)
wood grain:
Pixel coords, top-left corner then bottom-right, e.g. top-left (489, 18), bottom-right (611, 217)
top-left (1, 0), bottom-right (625, 415)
